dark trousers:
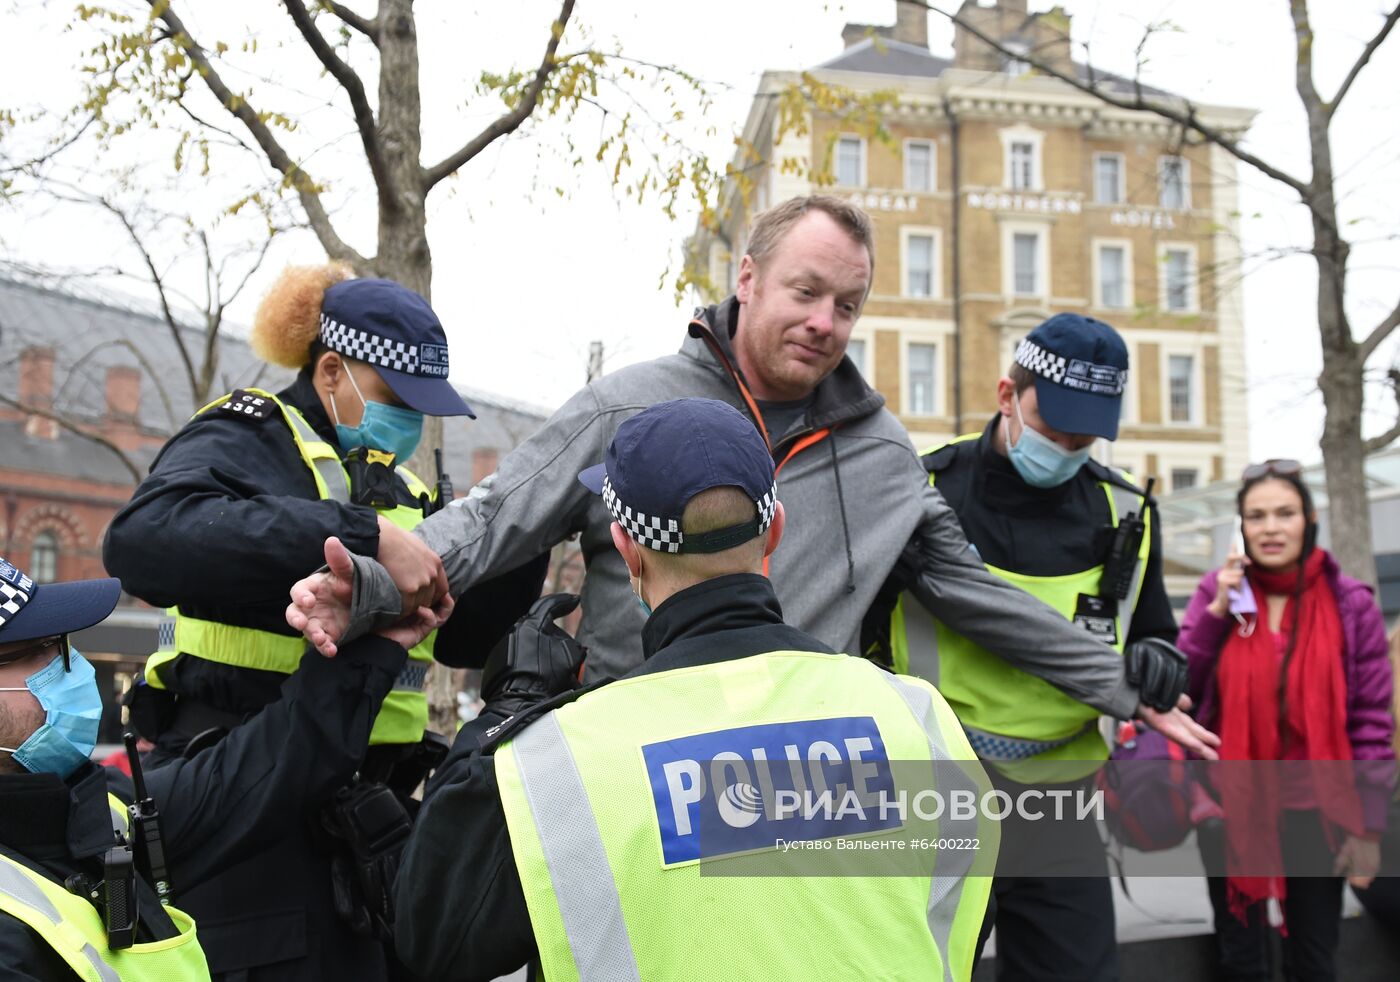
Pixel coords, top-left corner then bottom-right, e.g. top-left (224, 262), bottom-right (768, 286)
top-left (973, 770), bottom-right (1118, 982)
top-left (1197, 809), bottom-right (1346, 982)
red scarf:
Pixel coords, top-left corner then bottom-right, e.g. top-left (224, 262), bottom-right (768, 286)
top-left (1214, 549), bottom-right (1360, 922)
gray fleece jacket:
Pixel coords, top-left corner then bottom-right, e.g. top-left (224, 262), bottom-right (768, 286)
top-left (350, 298), bottom-right (1139, 717)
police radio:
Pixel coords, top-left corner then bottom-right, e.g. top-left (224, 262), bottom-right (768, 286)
top-left (418, 448), bottom-right (453, 517)
top-left (1100, 477), bottom-right (1154, 602)
top-left (125, 732), bottom-right (172, 906)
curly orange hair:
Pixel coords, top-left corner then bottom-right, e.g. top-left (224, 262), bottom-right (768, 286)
top-left (251, 262), bottom-right (354, 368)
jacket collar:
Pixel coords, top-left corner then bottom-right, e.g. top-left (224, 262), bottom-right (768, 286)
top-left (282, 370), bottom-right (340, 446)
top-left (683, 298), bottom-right (885, 450)
top-left (639, 573), bottom-right (784, 663)
top-left (0, 763), bottom-right (117, 863)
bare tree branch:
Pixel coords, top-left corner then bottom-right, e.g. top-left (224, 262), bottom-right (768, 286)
top-left (1359, 293), bottom-right (1400, 363)
top-left (421, 0), bottom-right (575, 191)
top-left (146, 0), bottom-right (368, 269)
top-left (323, 1), bottom-right (376, 40)
top-left (913, 1), bottom-right (1313, 201)
top-left (280, 0), bottom-right (395, 212)
top-left (0, 394), bottom-right (143, 483)
top-left (1363, 369), bottom-right (1400, 454)
top-left (1327, 5), bottom-right (1400, 120)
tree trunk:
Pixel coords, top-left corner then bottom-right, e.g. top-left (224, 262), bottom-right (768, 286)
top-left (374, 0), bottom-right (457, 736)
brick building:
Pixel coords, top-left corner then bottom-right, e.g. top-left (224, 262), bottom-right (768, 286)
top-left (691, 0), bottom-right (1254, 489)
top-left (0, 273), bottom-right (549, 739)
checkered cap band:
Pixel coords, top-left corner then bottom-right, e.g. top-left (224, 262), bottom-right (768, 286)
top-left (1014, 338), bottom-right (1067, 384)
top-left (319, 314), bottom-right (449, 378)
top-left (0, 560), bottom-right (33, 633)
top-left (603, 478), bottom-right (778, 554)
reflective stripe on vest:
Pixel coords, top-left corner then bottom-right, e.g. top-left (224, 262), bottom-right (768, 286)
top-left (144, 389), bottom-right (436, 746)
top-left (497, 651), bottom-right (993, 982)
top-left (0, 797), bottom-right (211, 981)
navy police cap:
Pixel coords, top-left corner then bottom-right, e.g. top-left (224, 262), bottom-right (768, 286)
top-left (0, 557), bottom-right (119, 660)
top-left (578, 399), bottom-right (778, 554)
top-left (319, 279), bottom-right (474, 418)
top-left (1015, 313), bottom-right (1128, 441)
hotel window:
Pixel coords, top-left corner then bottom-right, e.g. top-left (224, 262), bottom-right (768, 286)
top-left (1171, 468), bottom-right (1199, 492)
top-left (836, 136), bottom-right (864, 187)
top-left (907, 343), bottom-right (937, 416)
top-left (1098, 245), bottom-right (1128, 308)
top-left (1159, 156), bottom-right (1189, 209)
top-left (1168, 354), bottom-right (1195, 423)
top-left (29, 531), bottom-right (58, 584)
top-left (1009, 141), bottom-right (1036, 190)
top-left (905, 140), bottom-right (934, 192)
top-left (906, 233), bottom-right (935, 298)
top-left (1013, 232), bottom-right (1040, 295)
top-left (846, 338), bottom-right (868, 377)
top-left (1094, 153), bottom-right (1124, 204)
top-left (1164, 248), bottom-right (1194, 311)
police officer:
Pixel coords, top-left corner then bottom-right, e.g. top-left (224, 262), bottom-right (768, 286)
top-left (394, 398), bottom-right (998, 982)
top-left (102, 264), bottom-right (544, 980)
top-left (0, 545), bottom-right (446, 979)
top-left (874, 314), bottom-right (1208, 981)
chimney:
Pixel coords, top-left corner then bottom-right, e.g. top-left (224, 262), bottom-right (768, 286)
top-left (1002, 0), bottom-right (1029, 15)
top-left (105, 365), bottom-right (141, 423)
top-left (18, 346), bottom-right (57, 440)
top-left (893, 1), bottom-right (929, 48)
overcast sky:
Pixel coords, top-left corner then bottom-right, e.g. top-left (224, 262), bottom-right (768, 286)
top-left (2, 0), bottom-right (1398, 466)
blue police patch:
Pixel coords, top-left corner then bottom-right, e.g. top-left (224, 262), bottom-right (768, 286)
top-left (641, 716), bottom-right (900, 866)
top-left (418, 342), bottom-right (450, 377)
top-left (0, 560), bottom-right (33, 593)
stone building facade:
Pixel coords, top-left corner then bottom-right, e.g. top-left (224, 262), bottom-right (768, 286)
top-left (692, 0), bottom-right (1254, 490)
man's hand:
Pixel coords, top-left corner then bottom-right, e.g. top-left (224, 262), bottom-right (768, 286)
top-left (1138, 695), bottom-right (1221, 761)
top-left (480, 594), bottom-right (586, 723)
top-left (377, 517), bottom-right (449, 614)
top-left (375, 593), bottom-right (456, 652)
top-left (287, 537), bottom-right (356, 658)
top-left (1334, 835), bottom-right (1381, 889)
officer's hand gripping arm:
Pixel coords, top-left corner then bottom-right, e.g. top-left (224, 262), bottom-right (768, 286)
top-left (477, 593), bottom-right (586, 726)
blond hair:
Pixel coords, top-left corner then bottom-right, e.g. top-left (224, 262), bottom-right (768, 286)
top-left (745, 195), bottom-right (875, 273)
top-left (251, 262), bottom-right (354, 368)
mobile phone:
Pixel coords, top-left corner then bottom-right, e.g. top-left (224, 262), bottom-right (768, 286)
top-left (1227, 516), bottom-right (1256, 616)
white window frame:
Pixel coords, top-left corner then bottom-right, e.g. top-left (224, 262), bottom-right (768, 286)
top-left (1169, 467), bottom-right (1201, 492)
top-left (1092, 238), bottom-right (1134, 310)
top-left (904, 139), bottom-right (936, 193)
top-left (844, 331), bottom-right (872, 379)
top-left (1003, 40), bottom-right (1031, 75)
top-left (1162, 348), bottom-right (1204, 426)
top-left (900, 226), bottom-right (942, 300)
top-left (1093, 152), bottom-right (1125, 204)
top-left (834, 134), bottom-right (867, 188)
top-left (1159, 242), bottom-right (1199, 314)
top-left (1119, 340), bottom-right (1138, 426)
top-left (1000, 125), bottom-right (1044, 192)
top-left (1158, 155), bottom-right (1191, 210)
top-left (901, 337), bottom-right (944, 418)
top-left (1002, 221), bottom-right (1050, 299)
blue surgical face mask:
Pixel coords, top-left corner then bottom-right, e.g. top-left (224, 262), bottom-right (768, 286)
top-left (1004, 397), bottom-right (1092, 488)
top-left (0, 646), bottom-right (102, 780)
top-left (331, 367), bottom-right (424, 461)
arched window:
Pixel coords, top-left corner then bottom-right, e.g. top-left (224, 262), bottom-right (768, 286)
top-left (30, 530), bottom-right (58, 583)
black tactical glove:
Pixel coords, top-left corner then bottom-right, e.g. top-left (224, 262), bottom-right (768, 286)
top-left (480, 593), bottom-right (586, 722)
top-left (1125, 637), bottom-right (1190, 714)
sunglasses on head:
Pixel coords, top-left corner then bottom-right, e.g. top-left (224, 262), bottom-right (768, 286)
top-left (1241, 459), bottom-right (1302, 482)
top-left (0, 635), bottom-right (70, 672)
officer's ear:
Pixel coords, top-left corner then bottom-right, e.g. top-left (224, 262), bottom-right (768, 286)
top-left (763, 502), bottom-right (785, 559)
top-left (996, 376), bottom-right (1017, 419)
top-left (314, 350), bottom-right (345, 393)
top-left (610, 521), bottom-right (643, 577)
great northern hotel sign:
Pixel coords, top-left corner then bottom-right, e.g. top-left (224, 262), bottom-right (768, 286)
top-left (850, 190), bottom-right (1177, 230)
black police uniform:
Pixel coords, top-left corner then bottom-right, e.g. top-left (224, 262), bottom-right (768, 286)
top-left (0, 636), bottom-right (404, 979)
top-left (102, 370), bottom-right (546, 981)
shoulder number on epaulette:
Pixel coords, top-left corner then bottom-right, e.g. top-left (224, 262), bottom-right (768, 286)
top-left (216, 389), bottom-right (275, 421)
